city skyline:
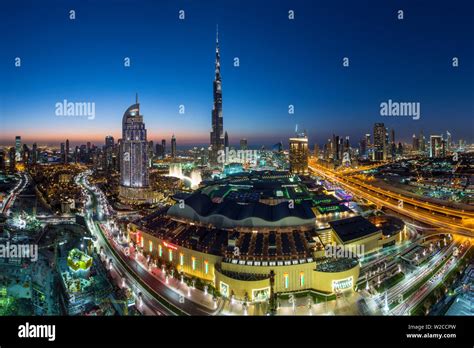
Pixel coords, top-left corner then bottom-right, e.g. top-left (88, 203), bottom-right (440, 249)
top-left (2, 0), bottom-right (473, 146)
top-left (0, 0), bottom-right (473, 337)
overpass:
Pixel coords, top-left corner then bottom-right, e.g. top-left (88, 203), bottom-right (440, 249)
top-left (309, 161), bottom-right (473, 238)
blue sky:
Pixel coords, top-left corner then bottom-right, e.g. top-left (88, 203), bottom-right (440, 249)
top-left (1, 0), bottom-right (473, 147)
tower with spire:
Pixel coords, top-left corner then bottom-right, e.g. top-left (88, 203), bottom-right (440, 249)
top-left (210, 25), bottom-right (224, 165)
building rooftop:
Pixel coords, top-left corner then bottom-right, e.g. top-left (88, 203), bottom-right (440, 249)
top-left (329, 216), bottom-right (379, 243)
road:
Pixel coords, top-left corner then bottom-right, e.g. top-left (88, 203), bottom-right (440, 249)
top-left (309, 161), bottom-right (474, 236)
top-left (77, 171), bottom-right (219, 316)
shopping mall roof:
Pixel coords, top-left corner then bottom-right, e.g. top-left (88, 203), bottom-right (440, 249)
top-left (329, 216), bottom-right (380, 243)
top-left (168, 192), bottom-right (316, 228)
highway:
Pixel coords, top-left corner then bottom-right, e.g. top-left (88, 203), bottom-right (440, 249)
top-left (391, 243), bottom-right (470, 315)
top-left (76, 171), bottom-right (219, 316)
top-left (309, 161), bottom-right (474, 236)
top-left (1, 172), bottom-right (29, 216)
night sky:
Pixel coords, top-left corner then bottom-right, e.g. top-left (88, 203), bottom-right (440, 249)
top-left (1, 0), bottom-right (473, 147)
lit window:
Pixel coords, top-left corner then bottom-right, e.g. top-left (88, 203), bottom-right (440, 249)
top-left (300, 272), bottom-right (304, 287)
top-left (158, 244), bottom-right (162, 257)
top-left (169, 249), bottom-right (173, 262)
top-left (192, 257), bottom-right (196, 270)
top-left (180, 253), bottom-right (184, 266)
top-left (204, 260), bottom-right (209, 274)
top-left (284, 273), bottom-right (289, 289)
top-left (149, 241), bottom-right (153, 252)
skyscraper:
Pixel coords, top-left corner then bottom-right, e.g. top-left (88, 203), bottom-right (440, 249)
top-left (15, 136), bottom-right (21, 162)
top-left (65, 139), bottom-right (70, 164)
top-left (446, 131), bottom-right (452, 152)
top-left (105, 136), bottom-right (114, 148)
top-left (240, 138), bottom-right (248, 150)
top-left (171, 134), bottom-right (176, 158)
top-left (289, 131), bottom-right (309, 175)
top-left (373, 123), bottom-right (386, 161)
top-left (430, 135), bottom-right (443, 158)
top-left (161, 139), bottom-right (166, 159)
top-left (120, 95), bottom-right (149, 193)
top-left (32, 143), bottom-right (38, 164)
top-left (210, 26), bottom-right (224, 164)
top-left (60, 142), bottom-right (65, 162)
top-left (419, 131), bottom-right (425, 153)
top-left (9, 147), bottom-right (16, 173)
top-left (412, 134), bottom-right (418, 151)
top-left (105, 136), bottom-right (114, 172)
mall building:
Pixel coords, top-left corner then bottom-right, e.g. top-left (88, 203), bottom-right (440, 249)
top-left (127, 172), bottom-right (403, 302)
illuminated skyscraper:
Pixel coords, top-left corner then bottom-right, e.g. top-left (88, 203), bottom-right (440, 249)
top-left (289, 131), bottom-right (309, 175)
top-left (15, 136), bottom-right (21, 162)
top-left (430, 135), bottom-right (443, 158)
top-left (171, 134), bottom-right (176, 158)
top-left (373, 123), bottom-right (386, 161)
top-left (120, 95), bottom-right (149, 189)
top-left (210, 26), bottom-right (224, 164)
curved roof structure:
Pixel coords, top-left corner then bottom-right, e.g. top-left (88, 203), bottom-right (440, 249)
top-left (167, 192), bottom-right (316, 228)
top-left (122, 103), bottom-right (140, 126)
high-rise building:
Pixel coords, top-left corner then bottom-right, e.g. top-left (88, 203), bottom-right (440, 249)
top-left (224, 131), bottom-right (229, 150)
top-left (60, 142), bottom-right (65, 162)
top-left (32, 143), bottom-right (38, 164)
top-left (412, 134), bottom-right (418, 151)
top-left (9, 147), bottom-right (16, 173)
top-left (210, 26), bottom-right (224, 164)
top-left (446, 131), bottom-right (452, 152)
top-left (359, 138), bottom-right (367, 157)
top-left (15, 136), bottom-right (21, 162)
top-left (430, 135), bottom-right (443, 158)
top-left (105, 136), bottom-right (114, 148)
top-left (22, 144), bottom-right (30, 165)
top-left (313, 144), bottom-right (319, 158)
top-left (419, 131), bottom-right (425, 153)
top-left (105, 136), bottom-right (114, 171)
top-left (120, 95), bottom-right (149, 190)
top-left (65, 139), bottom-right (70, 164)
top-left (148, 140), bottom-right (154, 165)
top-left (373, 123), bottom-right (386, 161)
top-left (390, 129), bottom-right (396, 159)
top-left (397, 142), bottom-right (403, 156)
top-left (0, 150), bottom-right (5, 172)
top-left (289, 132), bottom-right (309, 175)
top-left (240, 138), bottom-right (248, 150)
top-left (155, 144), bottom-right (163, 159)
top-left (161, 139), bottom-right (166, 158)
top-left (171, 134), bottom-right (176, 158)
